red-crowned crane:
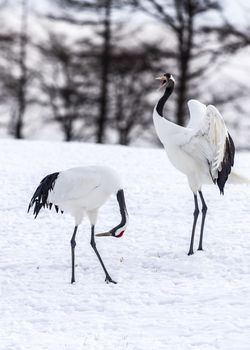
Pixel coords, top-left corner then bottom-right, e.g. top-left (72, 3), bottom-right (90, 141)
top-left (153, 73), bottom-right (235, 255)
top-left (28, 166), bottom-right (128, 284)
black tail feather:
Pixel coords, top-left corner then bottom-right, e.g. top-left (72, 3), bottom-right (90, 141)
top-left (28, 172), bottom-right (59, 218)
top-left (217, 133), bottom-right (235, 194)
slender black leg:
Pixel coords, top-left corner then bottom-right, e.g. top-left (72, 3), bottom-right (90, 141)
top-left (70, 226), bottom-right (78, 284)
top-left (198, 191), bottom-right (207, 251)
top-left (188, 194), bottom-right (199, 256)
top-left (90, 225), bottom-right (117, 284)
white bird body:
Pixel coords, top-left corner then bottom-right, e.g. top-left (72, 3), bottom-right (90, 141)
top-left (153, 73), bottom-right (235, 255)
top-left (28, 165), bottom-right (128, 284)
top-left (153, 99), bottom-right (232, 192)
top-left (48, 166), bottom-right (122, 225)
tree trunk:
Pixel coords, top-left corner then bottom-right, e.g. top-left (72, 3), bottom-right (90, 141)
top-left (175, 2), bottom-right (194, 126)
top-left (175, 55), bottom-right (189, 126)
top-left (15, 0), bottom-right (28, 139)
top-left (64, 119), bottom-right (73, 142)
top-left (119, 130), bottom-right (129, 145)
top-left (97, 0), bottom-right (112, 143)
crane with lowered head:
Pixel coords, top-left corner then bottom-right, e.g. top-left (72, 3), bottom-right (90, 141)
top-left (28, 165), bottom-right (129, 284)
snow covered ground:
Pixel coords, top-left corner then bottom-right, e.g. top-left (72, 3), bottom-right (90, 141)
top-left (1, 139), bottom-right (250, 350)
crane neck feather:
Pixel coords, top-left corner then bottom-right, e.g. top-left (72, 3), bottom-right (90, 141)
top-left (110, 189), bottom-right (128, 237)
top-left (156, 81), bottom-right (175, 117)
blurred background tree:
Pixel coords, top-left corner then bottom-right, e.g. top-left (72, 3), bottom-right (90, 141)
top-left (0, 0), bottom-right (249, 148)
top-left (0, 0), bottom-right (33, 139)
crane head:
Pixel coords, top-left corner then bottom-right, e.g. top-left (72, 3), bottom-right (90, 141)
top-left (95, 227), bottom-right (125, 238)
top-left (155, 73), bottom-right (175, 88)
top-left (96, 189), bottom-right (128, 238)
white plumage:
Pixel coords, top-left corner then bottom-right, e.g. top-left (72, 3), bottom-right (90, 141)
top-left (153, 98), bottom-right (233, 192)
top-left (28, 165), bottom-right (129, 284)
top-left (48, 166), bottom-right (123, 226)
top-left (187, 101), bottom-right (229, 182)
top-left (154, 73), bottom-right (235, 255)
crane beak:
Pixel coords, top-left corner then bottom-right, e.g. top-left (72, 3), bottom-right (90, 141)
top-left (95, 231), bottom-right (113, 237)
top-left (155, 75), bottom-right (166, 81)
top-left (155, 75), bottom-right (168, 88)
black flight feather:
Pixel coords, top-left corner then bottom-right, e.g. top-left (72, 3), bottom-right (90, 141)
top-left (217, 133), bottom-right (235, 194)
top-left (28, 172), bottom-right (59, 218)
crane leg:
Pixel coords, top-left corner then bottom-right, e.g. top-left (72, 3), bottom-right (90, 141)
top-left (198, 191), bottom-right (207, 251)
top-left (70, 226), bottom-right (78, 284)
top-left (188, 194), bottom-right (199, 256)
top-left (90, 225), bottom-right (117, 284)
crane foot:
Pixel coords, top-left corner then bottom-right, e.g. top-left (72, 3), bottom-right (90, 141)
top-left (105, 276), bottom-right (117, 284)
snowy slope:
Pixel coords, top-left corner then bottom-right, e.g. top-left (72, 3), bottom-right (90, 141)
top-left (1, 139), bottom-right (250, 350)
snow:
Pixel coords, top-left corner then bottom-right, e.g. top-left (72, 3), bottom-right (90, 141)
top-left (1, 139), bottom-right (250, 350)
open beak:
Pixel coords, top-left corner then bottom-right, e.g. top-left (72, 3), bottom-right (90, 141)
top-left (155, 75), bottom-right (166, 81)
top-left (155, 75), bottom-right (168, 87)
top-left (95, 231), bottom-right (113, 237)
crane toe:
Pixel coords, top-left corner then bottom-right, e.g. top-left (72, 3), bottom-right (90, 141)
top-left (105, 276), bottom-right (117, 284)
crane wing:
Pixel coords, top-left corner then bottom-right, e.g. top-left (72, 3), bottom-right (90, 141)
top-left (49, 167), bottom-right (102, 203)
top-left (153, 100), bottom-right (235, 193)
top-left (183, 104), bottom-right (235, 193)
top-left (205, 105), bottom-right (235, 193)
top-left (187, 99), bottom-right (207, 130)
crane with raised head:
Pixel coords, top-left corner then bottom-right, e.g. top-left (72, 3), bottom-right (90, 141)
top-left (153, 73), bottom-right (235, 255)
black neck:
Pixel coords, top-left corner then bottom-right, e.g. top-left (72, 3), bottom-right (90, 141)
top-left (110, 189), bottom-right (128, 235)
top-left (156, 81), bottom-right (175, 117)
top-left (116, 189), bottom-right (127, 227)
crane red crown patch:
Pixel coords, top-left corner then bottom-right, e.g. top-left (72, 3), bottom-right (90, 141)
top-left (116, 230), bottom-right (125, 238)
